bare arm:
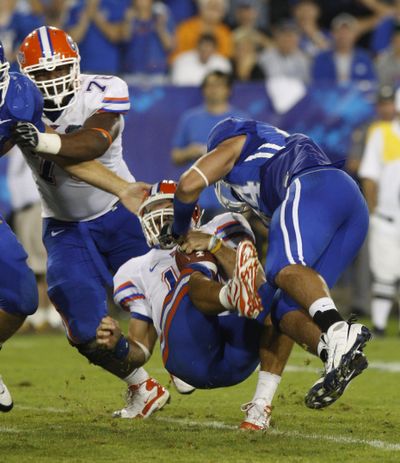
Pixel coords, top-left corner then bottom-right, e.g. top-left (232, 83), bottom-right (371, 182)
top-left (50, 112), bottom-right (122, 161)
top-left (119, 8), bottom-right (136, 41)
top-left (66, 0), bottom-right (97, 43)
top-left (12, 112), bottom-right (123, 161)
top-left (154, 11), bottom-right (175, 51)
top-left (188, 272), bottom-right (226, 315)
top-left (92, 10), bottom-right (126, 43)
top-left (176, 135), bottom-right (246, 203)
top-left (361, 177), bottom-right (378, 213)
top-left (43, 156), bottom-right (149, 214)
top-left (128, 318), bottom-right (158, 354)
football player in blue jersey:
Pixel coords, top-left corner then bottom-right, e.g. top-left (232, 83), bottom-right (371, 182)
top-left (161, 116), bottom-right (372, 410)
top-left (0, 40), bottom-right (46, 412)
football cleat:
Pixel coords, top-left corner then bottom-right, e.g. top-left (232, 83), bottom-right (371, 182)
top-left (170, 375), bottom-right (196, 395)
top-left (227, 241), bottom-right (262, 318)
top-left (239, 400), bottom-right (272, 431)
top-left (113, 378), bottom-right (170, 419)
top-left (0, 375), bottom-right (13, 412)
top-left (305, 321), bottom-right (371, 409)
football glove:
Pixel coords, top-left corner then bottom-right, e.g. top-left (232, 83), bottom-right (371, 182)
top-left (12, 122), bottom-right (39, 150)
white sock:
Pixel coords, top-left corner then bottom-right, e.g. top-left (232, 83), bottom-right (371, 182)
top-left (309, 297), bottom-right (337, 318)
top-left (371, 297), bottom-right (392, 330)
top-left (123, 367), bottom-right (149, 386)
top-left (252, 371), bottom-right (281, 405)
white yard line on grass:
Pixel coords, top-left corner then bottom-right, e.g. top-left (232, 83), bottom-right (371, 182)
top-left (155, 416), bottom-right (400, 451)
top-left (13, 405), bottom-right (400, 452)
top-left (0, 427), bottom-right (23, 433)
top-left (284, 362), bottom-right (400, 374)
top-left (16, 405), bottom-right (66, 413)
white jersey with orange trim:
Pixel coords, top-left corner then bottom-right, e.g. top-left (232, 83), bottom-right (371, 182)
top-left (22, 73), bottom-right (134, 221)
top-left (113, 213), bottom-right (255, 336)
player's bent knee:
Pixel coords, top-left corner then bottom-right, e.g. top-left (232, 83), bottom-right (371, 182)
top-left (1, 267), bottom-right (38, 316)
top-left (47, 280), bottom-right (106, 343)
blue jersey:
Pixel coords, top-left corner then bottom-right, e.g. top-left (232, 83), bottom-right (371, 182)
top-left (207, 117), bottom-right (344, 223)
top-left (0, 72), bottom-right (44, 153)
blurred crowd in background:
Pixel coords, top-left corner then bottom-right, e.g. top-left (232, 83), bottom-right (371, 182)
top-left (2, 0), bottom-right (400, 88)
top-left (1, 0), bottom-right (400, 336)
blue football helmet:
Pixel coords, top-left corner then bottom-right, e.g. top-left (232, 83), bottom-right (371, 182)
top-left (0, 41), bottom-right (10, 107)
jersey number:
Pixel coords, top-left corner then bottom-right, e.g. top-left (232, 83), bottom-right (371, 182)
top-left (232, 181), bottom-right (260, 208)
top-left (86, 80), bottom-right (106, 93)
top-left (162, 268), bottom-right (178, 291)
top-left (39, 159), bottom-right (56, 185)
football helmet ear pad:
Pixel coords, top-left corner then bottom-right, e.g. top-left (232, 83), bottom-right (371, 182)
top-left (18, 26), bottom-right (80, 111)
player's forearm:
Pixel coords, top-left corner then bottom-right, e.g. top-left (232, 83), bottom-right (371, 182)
top-left (126, 341), bottom-right (150, 367)
top-left (188, 272), bottom-right (226, 315)
top-left (45, 128), bottom-right (111, 161)
top-left (211, 241), bottom-right (236, 279)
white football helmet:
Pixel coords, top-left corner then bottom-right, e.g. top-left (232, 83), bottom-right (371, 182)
top-left (139, 180), bottom-right (201, 247)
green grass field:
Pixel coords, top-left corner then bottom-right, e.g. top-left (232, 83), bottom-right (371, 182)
top-left (1, 319), bottom-right (399, 463)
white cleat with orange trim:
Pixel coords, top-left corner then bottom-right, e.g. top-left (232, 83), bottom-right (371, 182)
top-left (239, 400), bottom-right (272, 431)
top-left (227, 240), bottom-right (263, 319)
top-left (113, 378), bottom-right (170, 419)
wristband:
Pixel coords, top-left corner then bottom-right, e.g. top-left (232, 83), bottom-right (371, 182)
top-left (172, 196), bottom-right (197, 236)
top-left (208, 235), bottom-right (222, 254)
top-left (37, 132), bottom-right (62, 154)
top-left (113, 335), bottom-right (130, 359)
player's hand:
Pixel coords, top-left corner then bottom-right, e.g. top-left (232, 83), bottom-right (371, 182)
top-left (158, 221), bottom-right (180, 249)
top-left (11, 122), bottom-right (39, 151)
top-left (180, 230), bottom-right (212, 254)
top-left (96, 316), bottom-right (122, 349)
top-left (118, 181), bottom-right (151, 215)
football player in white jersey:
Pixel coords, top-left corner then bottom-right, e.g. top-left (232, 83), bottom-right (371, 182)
top-left (96, 181), bottom-right (315, 430)
top-left (10, 26), bottom-right (163, 414)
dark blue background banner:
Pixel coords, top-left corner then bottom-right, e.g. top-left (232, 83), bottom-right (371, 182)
top-left (122, 83), bottom-right (375, 183)
top-left (0, 83), bottom-right (375, 216)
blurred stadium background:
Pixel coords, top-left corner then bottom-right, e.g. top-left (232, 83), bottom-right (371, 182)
top-left (1, 1), bottom-right (399, 461)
